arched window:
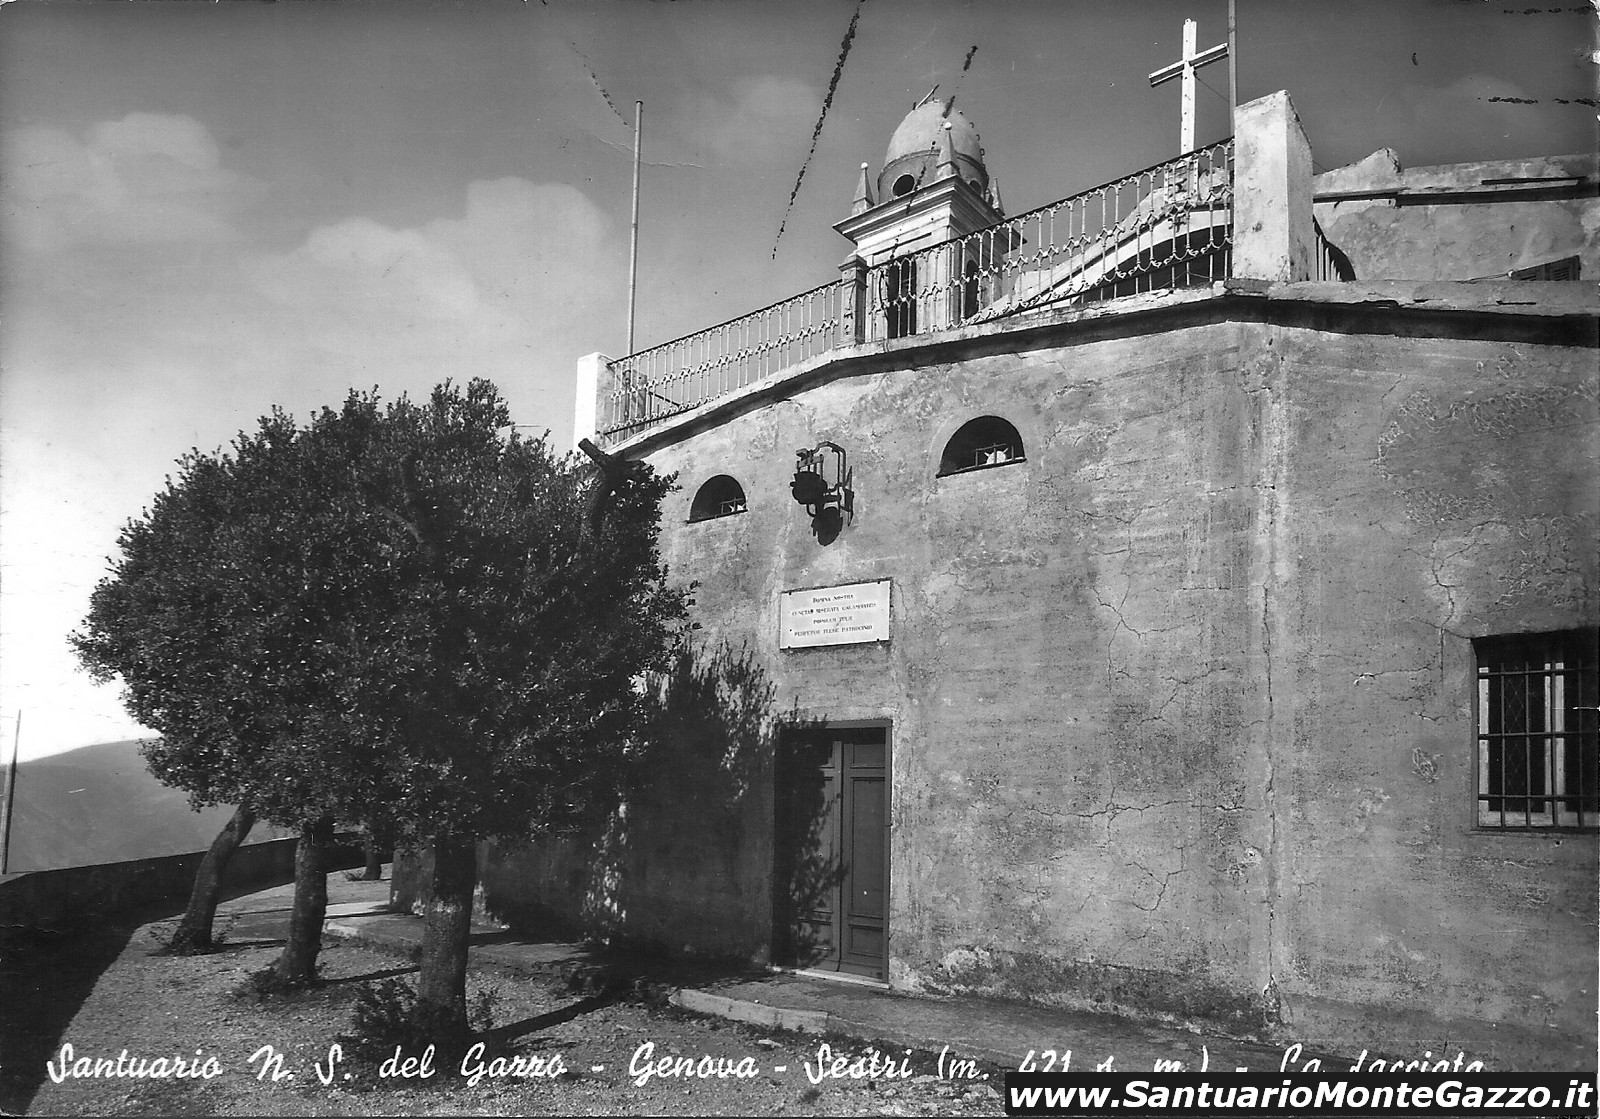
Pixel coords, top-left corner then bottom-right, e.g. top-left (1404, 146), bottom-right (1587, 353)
top-left (688, 475), bottom-right (747, 522)
top-left (939, 416), bottom-right (1025, 476)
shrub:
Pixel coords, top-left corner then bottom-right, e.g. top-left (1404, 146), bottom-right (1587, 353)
top-left (233, 963), bottom-right (317, 1001)
top-left (347, 978), bottom-right (421, 1061)
top-left (345, 978), bottom-right (501, 1063)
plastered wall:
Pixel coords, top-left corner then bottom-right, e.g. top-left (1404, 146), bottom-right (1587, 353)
top-left (499, 293), bottom-right (1597, 1066)
top-left (1315, 151), bottom-right (1598, 281)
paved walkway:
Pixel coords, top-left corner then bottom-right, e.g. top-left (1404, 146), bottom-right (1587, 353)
top-left (668, 975), bottom-right (1306, 1073)
top-left (216, 870), bottom-right (1336, 1076)
top-left (216, 872), bottom-right (603, 973)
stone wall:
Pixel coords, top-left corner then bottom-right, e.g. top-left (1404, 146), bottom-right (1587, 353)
top-left (1315, 150), bottom-right (1599, 282)
top-left (0, 836), bottom-right (364, 931)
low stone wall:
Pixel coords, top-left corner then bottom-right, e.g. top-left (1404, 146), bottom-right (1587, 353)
top-left (0, 837), bottom-right (363, 931)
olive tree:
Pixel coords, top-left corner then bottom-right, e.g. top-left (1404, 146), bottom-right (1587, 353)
top-left (75, 380), bottom-right (684, 1046)
top-left (74, 405), bottom-right (400, 976)
top-left (341, 384), bottom-right (684, 1049)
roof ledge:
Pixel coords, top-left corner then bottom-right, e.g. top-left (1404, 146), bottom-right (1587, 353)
top-left (605, 280), bottom-right (1598, 457)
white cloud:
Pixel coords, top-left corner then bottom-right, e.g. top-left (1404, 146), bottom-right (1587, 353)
top-left (254, 177), bottom-right (613, 330)
top-left (258, 217), bottom-right (480, 322)
top-left (440, 178), bottom-right (614, 310)
top-left (90, 112), bottom-right (220, 167)
top-left (3, 112), bottom-right (256, 253)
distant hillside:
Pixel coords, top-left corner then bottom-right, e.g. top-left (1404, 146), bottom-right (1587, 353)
top-left (2, 740), bottom-right (290, 872)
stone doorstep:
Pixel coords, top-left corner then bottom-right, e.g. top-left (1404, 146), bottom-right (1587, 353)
top-left (670, 985), bottom-right (1034, 1068)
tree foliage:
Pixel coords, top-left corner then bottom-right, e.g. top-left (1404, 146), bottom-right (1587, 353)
top-left (310, 382), bottom-right (686, 848)
top-left (74, 378), bottom-right (685, 1018)
top-left (73, 405), bottom-right (391, 826)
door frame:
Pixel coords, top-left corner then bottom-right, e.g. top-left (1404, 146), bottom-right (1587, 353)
top-left (773, 718), bottom-right (892, 981)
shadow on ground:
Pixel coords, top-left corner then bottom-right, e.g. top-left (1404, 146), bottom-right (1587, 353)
top-left (0, 875), bottom-right (301, 1114)
top-left (0, 916), bottom-right (140, 1115)
top-left (319, 965), bottom-right (418, 987)
top-left (481, 994), bottom-right (615, 1046)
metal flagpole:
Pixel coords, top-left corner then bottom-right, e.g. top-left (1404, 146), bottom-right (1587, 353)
top-left (0, 712), bottom-right (19, 875)
top-left (1228, 0), bottom-right (1238, 134)
top-left (626, 101), bottom-right (643, 358)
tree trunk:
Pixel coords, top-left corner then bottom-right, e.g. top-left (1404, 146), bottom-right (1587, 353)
top-left (412, 835), bottom-right (477, 1057)
top-left (274, 815), bottom-right (333, 985)
top-left (361, 829), bottom-right (384, 880)
top-left (166, 804), bottom-right (255, 954)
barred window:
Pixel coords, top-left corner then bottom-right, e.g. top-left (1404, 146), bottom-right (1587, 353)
top-left (938, 416), bottom-right (1025, 477)
top-left (1476, 629), bottom-right (1598, 830)
top-left (688, 475), bottom-right (747, 522)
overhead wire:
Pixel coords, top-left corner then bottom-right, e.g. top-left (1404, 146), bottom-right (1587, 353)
top-left (771, 0), bottom-right (868, 259)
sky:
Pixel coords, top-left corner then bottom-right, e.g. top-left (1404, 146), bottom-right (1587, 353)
top-left (1, 0), bottom-right (1595, 763)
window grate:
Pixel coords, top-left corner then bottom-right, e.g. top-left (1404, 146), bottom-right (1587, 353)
top-left (972, 442), bottom-right (1017, 468)
top-left (939, 416), bottom-right (1026, 477)
top-left (1476, 630), bottom-right (1599, 830)
top-left (688, 475), bottom-right (748, 523)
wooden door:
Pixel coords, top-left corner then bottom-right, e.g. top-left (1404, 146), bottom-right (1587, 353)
top-left (775, 726), bottom-right (888, 980)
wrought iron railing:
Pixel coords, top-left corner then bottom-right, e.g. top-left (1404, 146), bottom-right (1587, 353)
top-left (599, 283), bottom-right (841, 439)
top-left (601, 140), bottom-right (1234, 441)
top-left (871, 140), bottom-right (1233, 337)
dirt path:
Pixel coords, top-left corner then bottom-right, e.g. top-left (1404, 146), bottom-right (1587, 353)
top-left (8, 875), bottom-right (1004, 1117)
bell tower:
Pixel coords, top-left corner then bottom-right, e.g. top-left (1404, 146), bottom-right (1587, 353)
top-left (835, 94), bottom-right (1014, 336)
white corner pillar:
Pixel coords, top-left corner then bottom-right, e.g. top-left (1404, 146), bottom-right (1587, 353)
top-left (838, 255), bottom-right (867, 347)
top-left (1233, 91), bottom-right (1315, 283)
top-left (573, 351), bottom-right (612, 452)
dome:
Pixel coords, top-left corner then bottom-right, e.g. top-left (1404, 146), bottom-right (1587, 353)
top-left (877, 101), bottom-right (989, 201)
top-left (884, 102), bottom-right (984, 167)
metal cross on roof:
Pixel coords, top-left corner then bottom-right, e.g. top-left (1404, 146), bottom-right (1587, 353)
top-left (1148, 18), bottom-right (1229, 156)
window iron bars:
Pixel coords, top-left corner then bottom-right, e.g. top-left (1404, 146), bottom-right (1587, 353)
top-left (1477, 631), bottom-right (1599, 830)
top-left (972, 442), bottom-right (1016, 468)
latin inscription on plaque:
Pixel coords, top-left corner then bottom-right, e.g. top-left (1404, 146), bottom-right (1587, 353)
top-left (779, 579), bottom-right (891, 649)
